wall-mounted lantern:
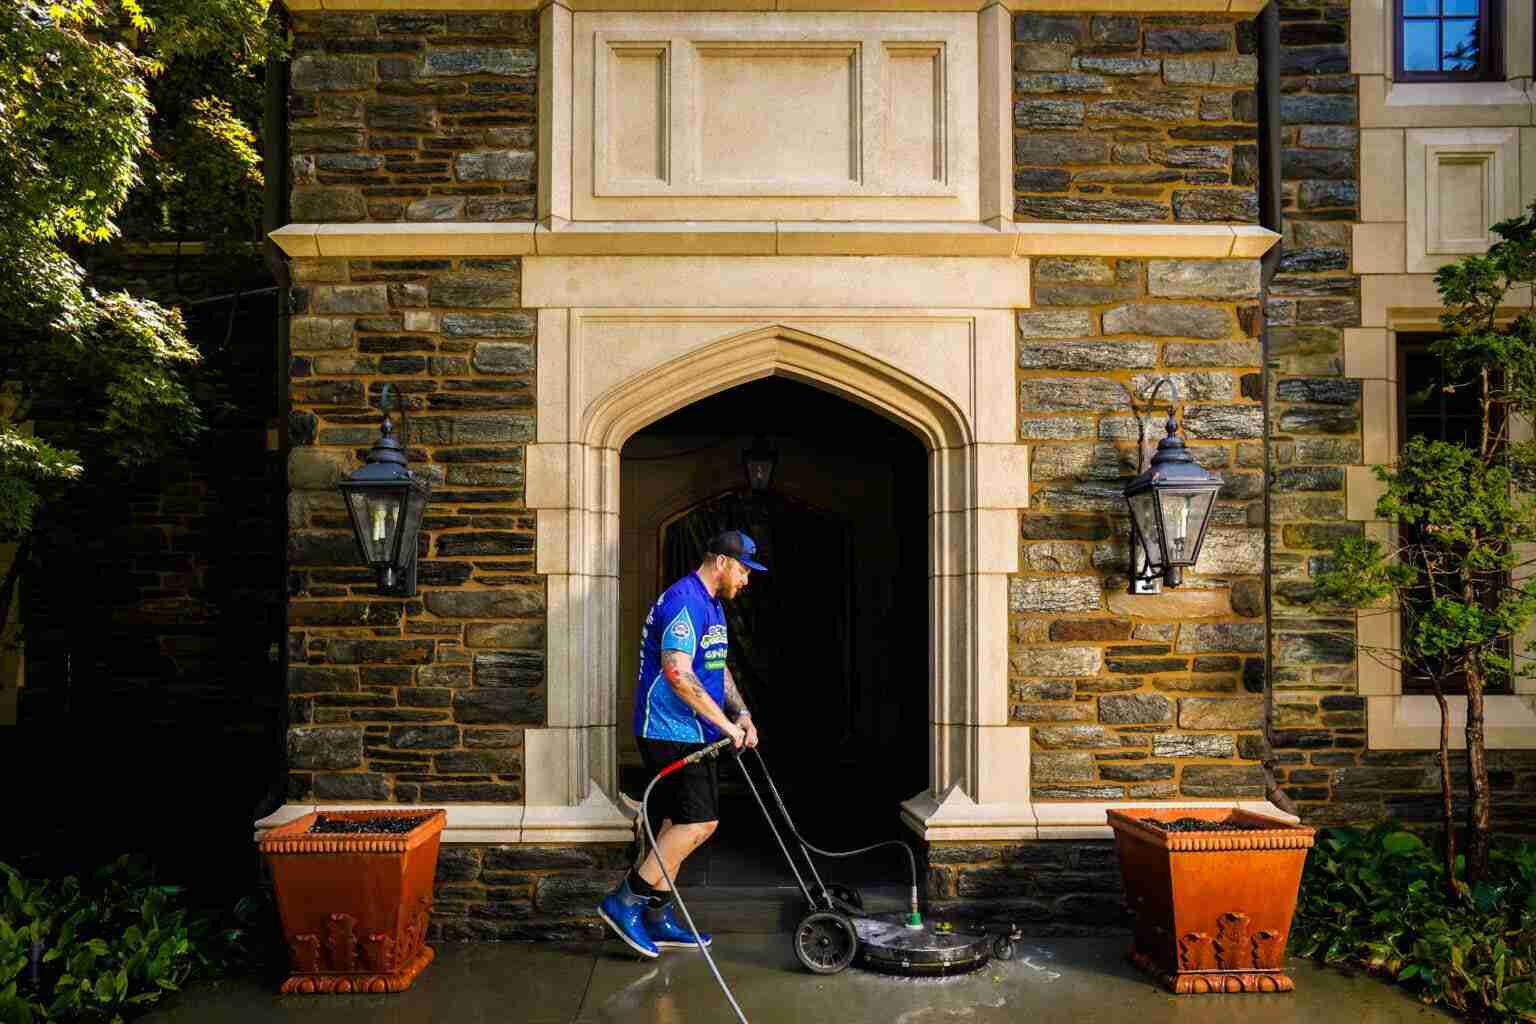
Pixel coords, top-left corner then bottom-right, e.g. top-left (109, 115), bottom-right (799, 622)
top-left (743, 435), bottom-right (778, 493)
top-left (337, 384), bottom-right (431, 597)
top-left (1122, 380), bottom-right (1222, 595)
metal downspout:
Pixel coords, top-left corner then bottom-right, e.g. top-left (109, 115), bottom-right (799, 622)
top-left (1257, 0), bottom-right (1296, 815)
top-left (256, 27), bottom-right (292, 824)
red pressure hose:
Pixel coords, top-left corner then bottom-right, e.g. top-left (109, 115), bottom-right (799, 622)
top-left (637, 736), bottom-right (748, 1024)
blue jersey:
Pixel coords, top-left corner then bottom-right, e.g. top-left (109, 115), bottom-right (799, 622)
top-left (634, 573), bottom-right (729, 743)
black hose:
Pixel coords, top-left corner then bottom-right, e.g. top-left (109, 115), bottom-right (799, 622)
top-left (740, 747), bottom-right (920, 906)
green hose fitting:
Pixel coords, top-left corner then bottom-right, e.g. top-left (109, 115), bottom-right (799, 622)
top-left (906, 911), bottom-right (923, 927)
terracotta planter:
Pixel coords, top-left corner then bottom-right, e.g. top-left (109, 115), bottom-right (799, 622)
top-left (1108, 806), bottom-right (1315, 995)
top-left (258, 808), bottom-right (446, 994)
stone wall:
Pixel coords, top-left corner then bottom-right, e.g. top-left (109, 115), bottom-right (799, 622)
top-left (1014, 257), bottom-right (1268, 802)
top-left (1264, 0), bottom-right (1366, 821)
top-left (285, 255), bottom-right (542, 804)
top-left (1012, 11), bottom-right (1258, 224)
top-left (927, 839), bottom-right (1126, 936)
top-left (288, 12), bottom-right (537, 223)
top-left (429, 844), bottom-right (625, 941)
top-left (1266, 3), bottom-right (1536, 838)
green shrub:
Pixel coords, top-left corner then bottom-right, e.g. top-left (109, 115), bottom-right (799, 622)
top-left (0, 855), bottom-right (267, 1023)
top-left (1294, 822), bottom-right (1536, 1020)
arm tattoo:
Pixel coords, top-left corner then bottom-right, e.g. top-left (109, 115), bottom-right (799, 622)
top-left (722, 666), bottom-right (749, 720)
top-left (662, 651), bottom-right (718, 709)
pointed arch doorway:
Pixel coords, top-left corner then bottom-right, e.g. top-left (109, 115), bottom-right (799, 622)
top-left (618, 378), bottom-right (928, 880)
top-left (521, 302), bottom-right (1031, 846)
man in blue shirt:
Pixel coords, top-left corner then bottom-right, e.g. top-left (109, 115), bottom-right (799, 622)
top-left (597, 530), bottom-right (766, 958)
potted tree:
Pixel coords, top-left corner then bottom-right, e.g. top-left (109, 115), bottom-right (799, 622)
top-left (258, 808), bottom-right (446, 994)
top-left (1108, 806), bottom-right (1315, 994)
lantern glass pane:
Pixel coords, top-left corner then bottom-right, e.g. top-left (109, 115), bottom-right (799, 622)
top-left (396, 485), bottom-right (428, 569)
top-left (346, 490), bottom-right (400, 565)
top-left (1127, 490), bottom-right (1162, 564)
top-left (1157, 488), bottom-right (1215, 566)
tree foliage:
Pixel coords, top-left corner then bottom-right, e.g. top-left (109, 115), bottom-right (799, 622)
top-left (1314, 202), bottom-right (1536, 885)
top-left (0, 0), bottom-right (282, 549)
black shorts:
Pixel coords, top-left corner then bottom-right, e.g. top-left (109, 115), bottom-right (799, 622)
top-left (637, 738), bottom-right (720, 831)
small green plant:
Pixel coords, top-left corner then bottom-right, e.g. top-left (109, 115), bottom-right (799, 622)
top-left (0, 856), bottom-right (268, 1023)
top-left (1294, 823), bottom-right (1536, 1020)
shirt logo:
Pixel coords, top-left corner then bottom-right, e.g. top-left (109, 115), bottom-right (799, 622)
top-left (701, 624), bottom-right (727, 648)
top-left (671, 621), bottom-right (691, 639)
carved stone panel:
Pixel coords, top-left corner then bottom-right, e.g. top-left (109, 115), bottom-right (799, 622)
top-left (571, 12), bottom-right (979, 221)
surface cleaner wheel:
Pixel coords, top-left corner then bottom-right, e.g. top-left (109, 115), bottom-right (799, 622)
top-left (794, 911), bottom-right (859, 975)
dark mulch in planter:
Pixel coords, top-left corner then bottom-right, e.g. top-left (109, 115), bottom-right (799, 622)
top-left (1143, 816), bottom-right (1288, 833)
top-left (309, 814), bottom-right (435, 835)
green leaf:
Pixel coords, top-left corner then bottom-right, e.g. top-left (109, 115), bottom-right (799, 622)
top-left (1382, 832), bottom-right (1424, 855)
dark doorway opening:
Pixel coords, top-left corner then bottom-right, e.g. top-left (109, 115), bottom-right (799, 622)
top-left (619, 377), bottom-right (927, 888)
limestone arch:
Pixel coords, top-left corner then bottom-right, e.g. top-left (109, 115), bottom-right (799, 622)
top-left (583, 325), bottom-right (973, 454)
top-left (524, 314), bottom-right (1024, 842)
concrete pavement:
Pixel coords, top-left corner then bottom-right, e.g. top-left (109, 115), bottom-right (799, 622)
top-left (140, 935), bottom-right (1450, 1023)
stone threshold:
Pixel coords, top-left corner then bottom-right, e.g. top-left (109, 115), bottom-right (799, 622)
top-left (900, 786), bottom-right (1299, 842)
top-left (284, 0), bottom-right (1265, 13)
top-left (270, 220), bottom-right (1278, 259)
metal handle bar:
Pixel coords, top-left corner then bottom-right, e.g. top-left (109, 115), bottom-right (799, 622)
top-left (731, 745), bottom-right (921, 915)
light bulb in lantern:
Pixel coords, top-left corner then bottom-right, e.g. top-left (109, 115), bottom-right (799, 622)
top-left (372, 504), bottom-right (388, 542)
top-left (1168, 496), bottom-right (1189, 561)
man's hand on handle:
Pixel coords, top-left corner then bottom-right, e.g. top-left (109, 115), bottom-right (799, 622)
top-left (722, 720), bottom-right (747, 749)
top-left (738, 714), bottom-right (759, 749)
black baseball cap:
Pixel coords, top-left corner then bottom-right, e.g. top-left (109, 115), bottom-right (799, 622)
top-left (706, 530), bottom-right (768, 572)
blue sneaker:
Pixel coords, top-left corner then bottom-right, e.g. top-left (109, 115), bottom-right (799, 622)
top-left (597, 879), bottom-right (659, 959)
top-left (646, 899), bottom-right (712, 949)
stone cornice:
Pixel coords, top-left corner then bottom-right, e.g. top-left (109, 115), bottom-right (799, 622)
top-left (284, 0), bottom-right (1265, 12)
top-left (270, 220), bottom-right (1279, 259)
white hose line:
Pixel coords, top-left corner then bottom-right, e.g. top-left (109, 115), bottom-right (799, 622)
top-left (640, 765), bottom-right (751, 1024)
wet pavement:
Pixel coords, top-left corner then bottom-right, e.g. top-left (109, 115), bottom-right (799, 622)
top-left (142, 934), bottom-right (1451, 1023)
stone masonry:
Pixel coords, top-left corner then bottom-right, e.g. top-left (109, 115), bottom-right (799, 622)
top-left (1012, 11), bottom-right (1260, 225)
top-left (920, 10), bottom-right (1269, 926)
top-left (288, 12), bottom-right (537, 223)
top-left (270, 2), bottom-right (1536, 941)
top-left (1266, 2), bottom-right (1536, 837)
top-left (285, 254), bottom-right (543, 807)
top-left (1263, 0), bottom-right (1367, 822)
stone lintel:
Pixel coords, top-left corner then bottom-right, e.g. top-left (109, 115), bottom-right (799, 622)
top-left (270, 221), bottom-right (1278, 260)
top-left (285, 0), bottom-right (1265, 13)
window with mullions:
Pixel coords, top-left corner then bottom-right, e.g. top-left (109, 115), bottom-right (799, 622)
top-left (1396, 0), bottom-right (1504, 81)
top-left (1397, 335), bottom-right (1511, 695)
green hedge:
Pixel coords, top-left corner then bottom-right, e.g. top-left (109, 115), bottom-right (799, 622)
top-left (0, 856), bottom-right (269, 1024)
top-left (1293, 823), bottom-right (1536, 1021)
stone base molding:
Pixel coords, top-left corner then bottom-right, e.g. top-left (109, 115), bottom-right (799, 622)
top-left (902, 792), bottom-right (1300, 842)
top-left (269, 220), bottom-right (1278, 260)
